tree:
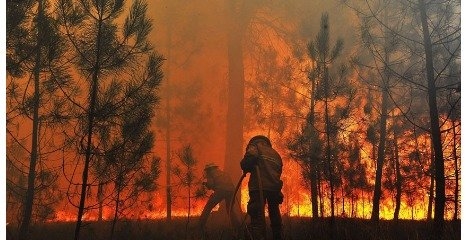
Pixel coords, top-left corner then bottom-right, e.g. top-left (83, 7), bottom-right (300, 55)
top-left (346, 1), bottom-right (460, 236)
top-left (355, 2), bottom-right (398, 221)
top-left (306, 12), bottom-right (352, 222)
top-left (7, 0), bottom-right (71, 238)
top-left (287, 120), bottom-right (322, 219)
top-left (224, 0), bottom-right (251, 183)
top-left (56, 0), bottom-right (164, 239)
top-left (172, 145), bottom-right (201, 236)
top-left (342, 135), bottom-right (370, 218)
top-left (417, 1), bottom-right (447, 235)
top-left (95, 68), bottom-right (162, 239)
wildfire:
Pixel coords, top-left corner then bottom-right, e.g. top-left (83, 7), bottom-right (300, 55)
top-left (45, 147), bottom-right (459, 224)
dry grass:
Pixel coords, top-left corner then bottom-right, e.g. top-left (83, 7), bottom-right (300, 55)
top-left (6, 216), bottom-right (460, 240)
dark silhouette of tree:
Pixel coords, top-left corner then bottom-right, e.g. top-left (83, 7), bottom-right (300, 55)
top-left (306, 12), bottom-right (351, 223)
top-left (347, 0), bottom-right (418, 222)
top-left (346, 1), bottom-right (460, 236)
top-left (89, 71), bottom-right (162, 239)
top-left (224, 0), bottom-right (253, 184)
top-left (449, 100), bottom-right (460, 221)
top-left (417, 1), bottom-right (446, 235)
top-left (56, 0), bottom-right (164, 239)
top-left (342, 135), bottom-right (370, 218)
top-left (172, 145), bottom-right (201, 237)
top-left (6, 0), bottom-right (71, 238)
top-left (392, 121), bottom-right (403, 221)
top-left (287, 120), bottom-right (323, 219)
top-left (358, 3), bottom-right (397, 221)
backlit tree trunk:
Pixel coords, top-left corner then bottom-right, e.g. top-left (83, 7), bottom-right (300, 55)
top-left (224, 0), bottom-right (246, 183)
top-left (452, 119), bottom-right (459, 221)
top-left (371, 86), bottom-right (388, 221)
top-left (309, 78), bottom-right (319, 219)
top-left (165, 21), bottom-right (173, 222)
top-left (19, 2), bottom-right (44, 239)
top-left (427, 144), bottom-right (435, 221)
top-left (418, 1), bottom-right (446, 238)
top-left (75, 25), bottom-right (101, 240)
top-left (393, 128), bottom-right (402, 221)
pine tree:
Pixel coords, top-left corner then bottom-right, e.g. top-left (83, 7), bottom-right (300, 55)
top-left (7, 0), bottom-right (70, 238)
top-left (56, 0), bottom-right (164, 239)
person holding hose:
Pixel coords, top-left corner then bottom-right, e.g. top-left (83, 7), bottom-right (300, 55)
top-left (240, 135), bottom-right (284, 240)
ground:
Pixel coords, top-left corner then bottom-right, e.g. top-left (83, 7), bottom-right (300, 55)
top-left (6, 215), bottom-right (461, 240)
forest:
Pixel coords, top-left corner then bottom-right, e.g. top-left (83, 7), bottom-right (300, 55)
top-left (5, 0), bottom-right (461, 240)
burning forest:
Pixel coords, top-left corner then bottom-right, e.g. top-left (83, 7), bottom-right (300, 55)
top-left (5, 0), bottom-right (461, 239)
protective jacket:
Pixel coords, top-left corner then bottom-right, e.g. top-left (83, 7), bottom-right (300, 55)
top-left (204, 168), bottom-right (235, 192)
top-left (240, 143), bottom-right (283, 192)
top-left (199, 167), bottom-right (242, 232)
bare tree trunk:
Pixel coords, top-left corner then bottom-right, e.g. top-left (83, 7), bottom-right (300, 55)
top-left (418, 1), bottom-right (446, 238)
top-left (393, 130), bottom-right (402, 221)
top-left (309, 162), bottom-right (318, 219)
top-left (341, 186), bottom-right (345, 217)
top-left (427, 144), bottom-right (435, 221)
top-left (362, 190), bottom-right (365, 218)
top-left (165, 26), bottom-right (173, 222)
top-left (309, 87), bottom-right (319, 220)
top-left (110, 186), bottom-right (121, 240)
top-left (74, 8), bottom-right (104, 240)
top-left (318, 173), bottom-right (324, 218)
top-left (452, 119), bottom-right (459, 221)
top-left (186, 177), bottom-right (191, 238)
top-left (19, 2), bottom-right (43, 239)
top-left (224, 0), bottom-right (245, 184)
top-left (324, 93), bottom-right (335, 220)
top-left (324, 91), bottom-right (336, 238)
top-left (371, 87), bottom-right (388, 221)
top-left (98, 182), bottom-right (103, 221)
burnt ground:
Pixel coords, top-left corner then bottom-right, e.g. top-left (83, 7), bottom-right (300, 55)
top-left (6, 215), bottom-right (460, 240)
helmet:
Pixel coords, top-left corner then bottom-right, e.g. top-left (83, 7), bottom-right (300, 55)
top-left (204, 162), bottom-right (218, 171)
top-left (248, 135), bottom-right (272, 147)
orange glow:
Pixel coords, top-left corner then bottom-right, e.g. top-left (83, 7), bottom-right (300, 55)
top-left (6, 0), bottom-right (460, 226)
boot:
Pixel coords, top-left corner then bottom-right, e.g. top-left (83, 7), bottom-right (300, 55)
top-left (248, 225), bottom-right (266, 240)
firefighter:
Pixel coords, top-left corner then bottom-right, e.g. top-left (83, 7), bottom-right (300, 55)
top-left (197, 163), bottom-right (242, 233)
top-left (241, 135), bottom-right (284, 240)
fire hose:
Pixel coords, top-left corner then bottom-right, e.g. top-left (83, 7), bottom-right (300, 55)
top-left (229, 171), bottom-right (247, 238)
top-left (229, 165), bottom-right (266, 240)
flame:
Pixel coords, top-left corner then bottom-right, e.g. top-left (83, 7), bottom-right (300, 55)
top-left (6, 1), bottom-right (460, 225)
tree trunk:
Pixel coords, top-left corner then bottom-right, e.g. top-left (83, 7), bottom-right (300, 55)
top-left (110, 186), bottom-right (121, 240)
top-left (165, 25), bottom-right (173, 222)
top-left (74, 10), bottom-right (104, 240)
top-left (186, 177), bottom-right (191, 237)
top-left (371, 87), bottom-right (388, 221)
top-left (309, 161), bottom-right (318, 219)
top-left (341, 187), bottom-right (345, 217)
top-left (324, 91), bottom-right (334, 220)
top-left (362, 190), bottom-right (365, 218)
top-left (224, 0), bottom-right (246, 184)
top-left (309, 79), bottom-right (319, 219)
top-left (427, 145), bottom-right (435, 221)
top-left (393, 131), bottom-right (402, 221)
top-left (319, 177), bottom-right (324, 218)
top-left (418, 1), bottom-right (446, 239)
top-left (98, 182), bottom-right (103, 221)
top-left (452, 119), bottom-right (459, 221)
top-left (19, 2), bottom-right (43, 239)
